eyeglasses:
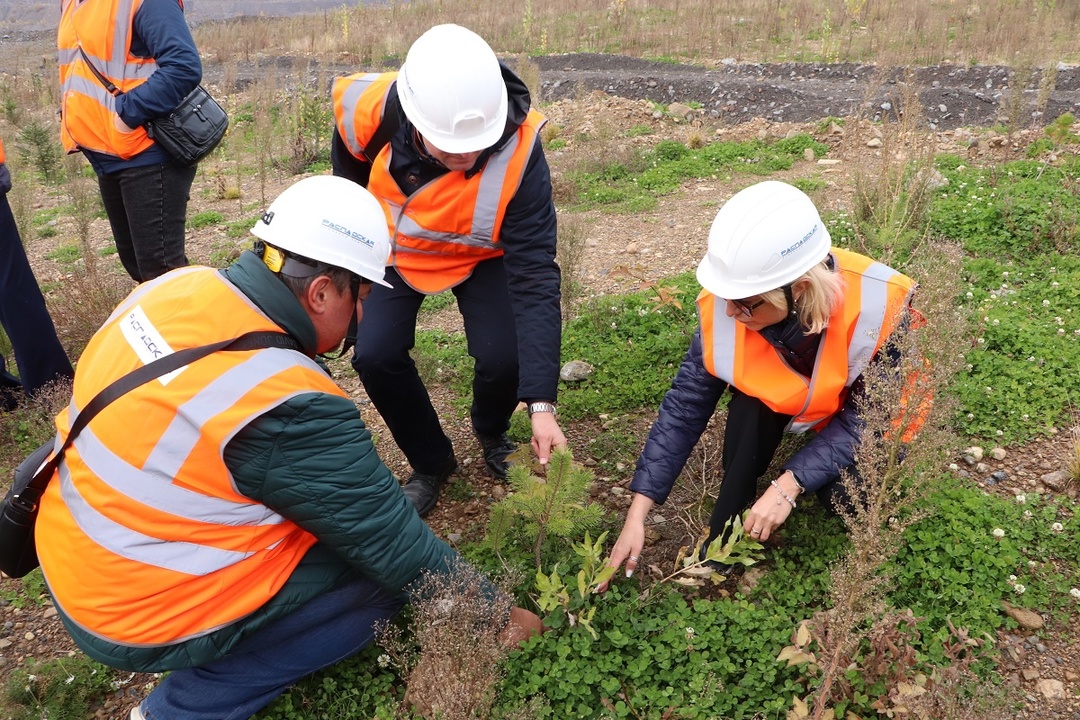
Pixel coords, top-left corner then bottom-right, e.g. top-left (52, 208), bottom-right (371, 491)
top-left (349, 274), bottom-right (372, 303)
top-left (730, 297), bottom-right (767, 318)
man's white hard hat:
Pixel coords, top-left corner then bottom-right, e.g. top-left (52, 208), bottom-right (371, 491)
top-left (397, 23), bottom-right (509, 155)
top-left (696, 180), bottom-right (831, 298)
top-left (251, 175), bottom-right (392, 287)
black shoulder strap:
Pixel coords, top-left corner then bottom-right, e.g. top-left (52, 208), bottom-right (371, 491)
top-left (17, 331), bottom-right (299, 502)
top-left (77, 46), bottom-right (121, 96)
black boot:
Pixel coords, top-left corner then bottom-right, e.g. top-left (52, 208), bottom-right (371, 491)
top-left (401, 455), bottom-right (458, 517)
top-left (475, 432), bottom-right (515, 480)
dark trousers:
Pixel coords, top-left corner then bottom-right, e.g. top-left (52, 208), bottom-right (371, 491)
top-left (97, 161), bottom-right (196, 282)
top-left (705, 389), bottom-right (857, 548)
top-left (352, 259), bottom-right (519, 474)
top-left (0, 193), bottom-right (73, 398)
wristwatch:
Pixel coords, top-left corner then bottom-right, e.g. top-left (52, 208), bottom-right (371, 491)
top-left (527, 401), bottom-right (557, 417)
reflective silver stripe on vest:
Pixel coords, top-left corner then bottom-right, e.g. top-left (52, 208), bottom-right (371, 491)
top-left (58, 461), bottom-right (257, 576)
top-left (63, 75), bottom-right (120, 112)
top-left (390, 130), bottom-right (530, 249)
top-left (338, 74), bottom-right (383, 158)
top-left (846, 262), bottom-right (895, 385)
top-left (709, 302), bottom-right (738, 383)
top-left (145, 348), bottom-right (325, 480)
top-left (62, 0), bottom-right (158, 98)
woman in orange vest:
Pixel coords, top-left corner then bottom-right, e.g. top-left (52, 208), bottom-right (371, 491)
top-left (0, 133), bottom-right (73, 407)
top-left (602, 181), bottom-right (923, 583)
top-left (57, 0), bottom-right (202, 282)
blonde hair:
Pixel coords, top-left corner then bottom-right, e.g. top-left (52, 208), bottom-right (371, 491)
top-left (758, 260), bottom-right (845, 335)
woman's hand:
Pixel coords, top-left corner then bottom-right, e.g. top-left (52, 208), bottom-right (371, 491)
top-left (597, 493), bottom-right (654, 592)
top-left (743, 471), bottom-right (801, 542)
top-left (113, 115), bottom-right (136, 133)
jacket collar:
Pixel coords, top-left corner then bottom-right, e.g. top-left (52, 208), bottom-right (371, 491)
top-left (221, 251), bottom-right (318, 356)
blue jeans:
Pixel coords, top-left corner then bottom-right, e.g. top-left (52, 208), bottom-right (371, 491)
top-left (97, 161), bottom-right (196, 283)
top-left (139, 577), bottom-right (406, 720)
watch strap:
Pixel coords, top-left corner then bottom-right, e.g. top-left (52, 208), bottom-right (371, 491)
top-left (527, 401), bottom-right (556, 417)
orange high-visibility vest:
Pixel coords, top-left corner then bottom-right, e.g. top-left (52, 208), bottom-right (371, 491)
top-left (37, 266), bottom-right (342, 647)
top-left (57, 0), bottom-right (172, 158)
top-left (333, 71), bottom-right (546, 293)
top-left (698, 247), bottom-right (917, 433)
top-left (0, 134), bottom-right (5, 163)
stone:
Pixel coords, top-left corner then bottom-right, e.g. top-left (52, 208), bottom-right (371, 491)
top-left (991, 470), bottom-right (1009, 483)
top-left (1003, 603), bottom-right (1044, 630)
top-left (964, 446), bottom-right (984, 462)
top-left (828, 121), bottom-right (844, 136)
top-left (1065, 670), bottom-right (1079, 682)
top-left (1022, 668), bottom-right (1041, 681)
top-left (667, 101), bottom-right (695, 119)
top-left (42, 607), bottom-right (57, 619)
top-left (1036, 679), bottom-right (1066, 699)
top-left (1040, 469), bottom-right (1071, 492)
top-left (975, 462), bottom-right (990, 474)
top-left (0, 639), bottom-right (10, 650)
top-left (991, 447), bottom-right (1007, 460)
top-left (24, 631), bottom-right (34, 641)
top-left (559, 360), bottom-right (595, 382)
top-left (446, 533), bottom-right (462, 544)
top-left (817, 159), bottom-right (841, 166)
top-left (866, 137), bottom-right (883, 148)
top-left (803, 147), bottom-right (816, 161)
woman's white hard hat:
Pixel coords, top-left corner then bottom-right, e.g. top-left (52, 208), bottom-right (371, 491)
top-left (397, 23), bottom-right (509, 155)
top-left (250, 175), bottom-right (393, 287)
top-left (696, 180), bottom-right (831, 298)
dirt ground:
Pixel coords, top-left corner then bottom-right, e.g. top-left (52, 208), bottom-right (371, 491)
top-left (1, 41), bottom-right (1079, 718)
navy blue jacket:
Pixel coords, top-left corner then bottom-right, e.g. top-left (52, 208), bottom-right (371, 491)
top-left (629, 325), bottom-right (868, 505)
top-left (84, 0), bottom-right (202, 174)
top-left (331, 64), bottom-right (561, 403)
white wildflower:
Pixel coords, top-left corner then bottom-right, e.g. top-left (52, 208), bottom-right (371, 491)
top-left (992, 528), bottom-right (1005, 538)
top-left (1013, 584), bottom-right (1026, 594)
top-left (1051, 522), bottom-right (1064, 533)
top-left (378, 654), bottom-right (392, 668)
top-left (1071, 588), bottom-right (1080, 599)
top-left (1015, 494), bottom-right (1026, 503)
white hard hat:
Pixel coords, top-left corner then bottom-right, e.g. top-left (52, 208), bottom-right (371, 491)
top-left (397, 24), bottom-right (508, 154)
top-left (251, 176), bottom-right (392, 287)
top-left (696, 181), bottom-right (831, 298)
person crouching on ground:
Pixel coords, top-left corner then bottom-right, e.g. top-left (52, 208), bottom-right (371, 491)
top-left (35, 175), bottom-right (542, 720)
top-left (602, 180), bottom-right (923, 585)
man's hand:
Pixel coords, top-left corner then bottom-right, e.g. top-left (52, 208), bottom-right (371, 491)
top-left (529, 411), bottom-right (567, 466)
top-left (500, 606), bottom-right (545, 646)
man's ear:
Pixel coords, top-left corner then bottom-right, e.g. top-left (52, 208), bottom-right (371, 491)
top-left (303, 275), bottom-right (334, 315)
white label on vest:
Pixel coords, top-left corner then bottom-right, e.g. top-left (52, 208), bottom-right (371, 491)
top-left (121, 306), bottom-right (181, 385)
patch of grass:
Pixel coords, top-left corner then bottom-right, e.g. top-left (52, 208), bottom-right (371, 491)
top-left (419, 291), bottom-right (456, 316)
top-left (45, 243), bottom-right (81, 265)
top-left (567, 134), bottom-right (829, 212)
top-left (558, 272), bottom-right (698, 420)
top-left (625, 124), bottom-right (654, 137)
top-left (187, 210), bottom-right (225, 230)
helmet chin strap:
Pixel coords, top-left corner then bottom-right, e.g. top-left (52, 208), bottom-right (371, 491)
top-left (320, 308), bottom-right (358, 361)
top-left (783, 284), bottom-right (797, 317)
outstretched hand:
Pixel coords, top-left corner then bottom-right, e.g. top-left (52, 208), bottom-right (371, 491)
top-left (530, 412), bottom-right (567, 466)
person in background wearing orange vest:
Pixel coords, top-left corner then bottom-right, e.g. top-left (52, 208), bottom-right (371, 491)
top-left (331, 24), bottom-right (567, 517)
top-left (57, 0), bottom-right (202, 283)
top-left (601, 181), bottom-right (923, 585)
top-left (35, 176), bottom-right (542, 720)
top-left (0, 133), bottom-right (74, 409)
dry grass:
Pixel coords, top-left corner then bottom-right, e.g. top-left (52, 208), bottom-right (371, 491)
top-left (193, 0), bottom-right (1078, 69)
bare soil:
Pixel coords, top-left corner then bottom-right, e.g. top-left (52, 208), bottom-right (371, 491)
top-left (1, 44), bottom-right (1079, 718)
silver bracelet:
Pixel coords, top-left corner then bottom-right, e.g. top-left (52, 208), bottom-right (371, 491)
top-left (770, 479), bottom-right (797, 509)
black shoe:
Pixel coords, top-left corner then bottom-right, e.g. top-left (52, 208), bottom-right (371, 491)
top-left (401, 456), bottom-right (458, 517)
top-left (475, 432), bottom-right (515, 480)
